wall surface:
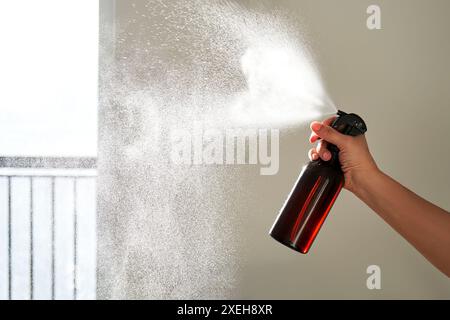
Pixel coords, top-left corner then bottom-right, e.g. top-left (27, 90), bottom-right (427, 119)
top-left (99, 0), bottom-right (450, 299)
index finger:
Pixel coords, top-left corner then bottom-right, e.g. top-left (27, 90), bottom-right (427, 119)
top-left (309, 116), bottom-right (337, 143)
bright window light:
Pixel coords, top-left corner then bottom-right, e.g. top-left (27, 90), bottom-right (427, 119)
top-left (0, 0), bottom-right (98, 157)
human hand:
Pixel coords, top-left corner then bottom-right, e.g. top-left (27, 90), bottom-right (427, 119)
top-left (308, 116), bottom-right (379, 192)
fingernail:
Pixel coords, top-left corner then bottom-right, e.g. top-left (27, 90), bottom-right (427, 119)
top-left (311, 122), bottom-right (323, 132)
top-left (312, 153), bottom-right (318, 160)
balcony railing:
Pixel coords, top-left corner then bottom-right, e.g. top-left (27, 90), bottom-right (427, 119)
top-left (0, 157), bottom-right (97, 300)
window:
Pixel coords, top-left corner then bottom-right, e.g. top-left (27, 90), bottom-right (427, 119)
top-left (0, 1), bottom-right (98, 300)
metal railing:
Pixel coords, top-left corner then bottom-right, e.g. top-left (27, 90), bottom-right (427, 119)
top-left (0, 157), bottom-right (97, 300)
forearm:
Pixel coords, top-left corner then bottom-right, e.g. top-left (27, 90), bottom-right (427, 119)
top-left (353, 169), bottom-right (450, 277)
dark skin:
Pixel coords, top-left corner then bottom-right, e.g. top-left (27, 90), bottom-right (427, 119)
top-left (309, 117), bottom-right (450, 278)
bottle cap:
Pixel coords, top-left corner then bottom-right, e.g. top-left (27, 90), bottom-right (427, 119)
top-left (332, 110), bottom-right (367, 136)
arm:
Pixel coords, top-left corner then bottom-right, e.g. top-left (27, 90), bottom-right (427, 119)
top-left (355, 169), bottom-right (450, 277)
top-left (309, 118), bottom-right (450, 277)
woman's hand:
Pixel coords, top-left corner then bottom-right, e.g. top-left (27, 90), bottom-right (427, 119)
top-left (308, 116), bottom-right (450, 277)
top-left (308, 116), bottom-right (379, 193)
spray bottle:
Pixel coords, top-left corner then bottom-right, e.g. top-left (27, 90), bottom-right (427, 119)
top-left (269, 110), bottom-right (367, 253)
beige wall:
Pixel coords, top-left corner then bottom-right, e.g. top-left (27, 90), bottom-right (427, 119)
top-left (100, 0), bottom-right (450, 299)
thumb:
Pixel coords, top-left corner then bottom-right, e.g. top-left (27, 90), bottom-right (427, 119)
top-left (310, 121), bottom-right (348, 148)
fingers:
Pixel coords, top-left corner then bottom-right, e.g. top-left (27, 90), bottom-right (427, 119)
top-left (316, 140), bottom-right (332, 161)
top-left (308, 116), bottom-right (339, 161)
top-left (309, 131), bottom-right (319, 143)
top-left (309, 116), bottom-right (336, 143)
top-left (310, 118), bottom-right (349, 148)
top-left (308, 148), bottom-right (319, 161)
top-left (308, 143), bottom-right (331, 161)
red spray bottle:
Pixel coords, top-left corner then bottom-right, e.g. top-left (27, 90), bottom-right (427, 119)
top-left (269, 110), bottom-right (367, 253)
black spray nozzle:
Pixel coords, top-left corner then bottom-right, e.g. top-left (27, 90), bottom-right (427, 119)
top-left (331, 110), bottom-right (367, 137)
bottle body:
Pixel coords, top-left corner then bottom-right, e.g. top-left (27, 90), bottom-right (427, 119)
top-left (269, 159), bottom-right (344, 254)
